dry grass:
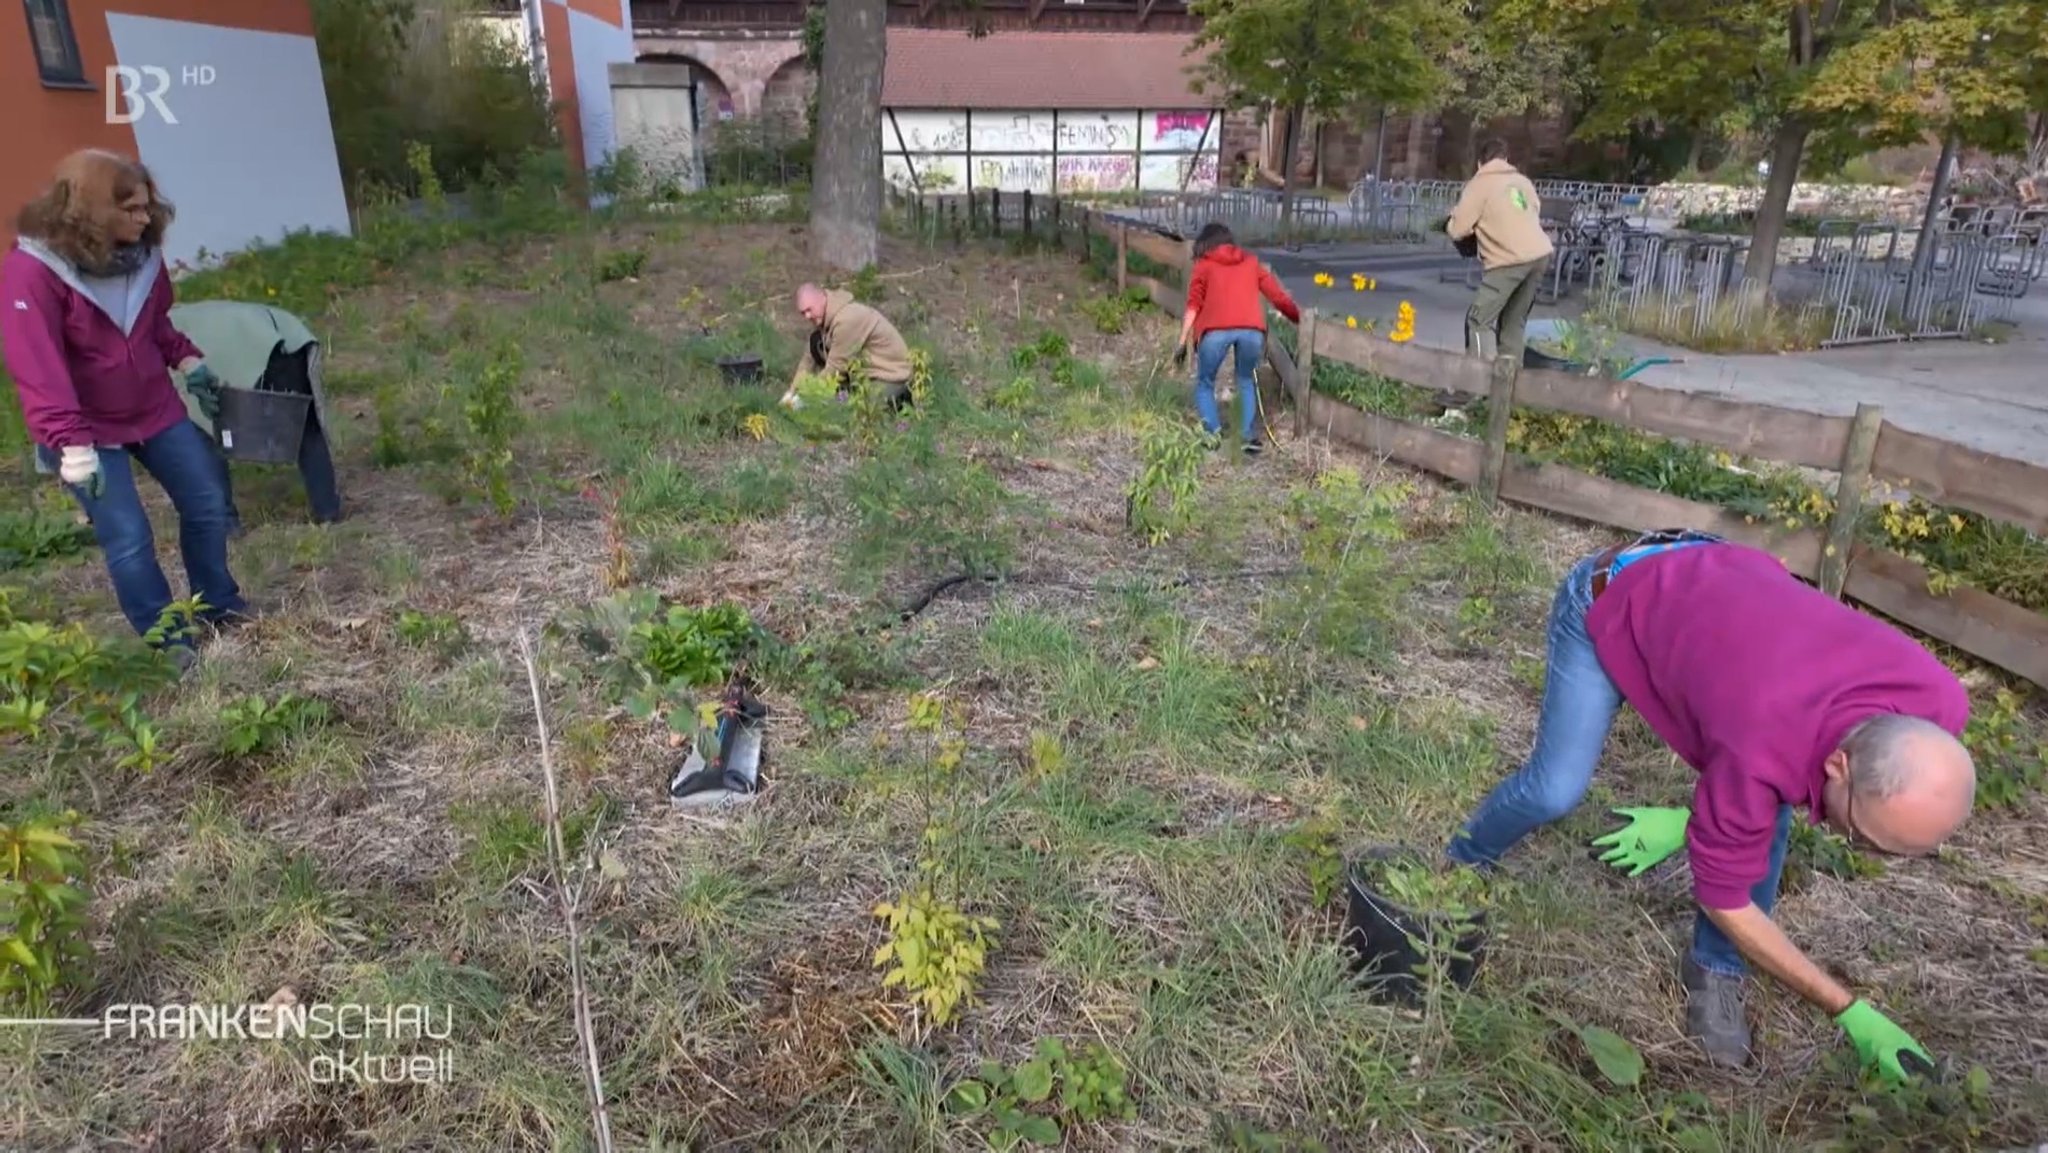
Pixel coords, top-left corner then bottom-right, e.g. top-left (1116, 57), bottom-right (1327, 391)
top-left (1, 199), bottom-right (2045, 1153)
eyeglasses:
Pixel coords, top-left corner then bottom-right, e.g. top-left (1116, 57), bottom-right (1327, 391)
top-left (1838, 782), bottom-right (1916, 857)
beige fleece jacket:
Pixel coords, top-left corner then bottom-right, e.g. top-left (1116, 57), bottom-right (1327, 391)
top-left (788, 289), bottom-right (912, 391)
top-left (1447, 159), bottom-right (1555, 270)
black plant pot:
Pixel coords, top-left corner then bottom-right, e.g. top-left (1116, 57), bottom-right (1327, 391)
top-left (717, 355), bottom-right (764, 385)
top-left (1341, 848), bottom-right (1489, 1004)
top-left (215, 387), bottom-right (311, 465)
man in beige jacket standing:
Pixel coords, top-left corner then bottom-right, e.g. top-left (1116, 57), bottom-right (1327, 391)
top-left (780, 282), bottom-right (916, 410)
top-left (1446, 140), bottom-right (1555, 367)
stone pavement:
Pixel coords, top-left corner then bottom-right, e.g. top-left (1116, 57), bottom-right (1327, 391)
top-left (1257, 241), bottom-right (2048, 468)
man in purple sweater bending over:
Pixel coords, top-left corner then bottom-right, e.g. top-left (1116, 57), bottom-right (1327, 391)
top-left (1446, 529), bottom-right (1975, 1083)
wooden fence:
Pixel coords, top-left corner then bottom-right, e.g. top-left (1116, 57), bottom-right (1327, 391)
top-left (1045, 203), bottom-right (2048, 690)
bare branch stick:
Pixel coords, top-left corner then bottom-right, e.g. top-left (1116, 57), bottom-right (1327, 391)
top-left (514, 625), bottom-right (615, 1153)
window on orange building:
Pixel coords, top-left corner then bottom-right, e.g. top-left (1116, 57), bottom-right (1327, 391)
top-left (25, 0), bottom-right (88, 87)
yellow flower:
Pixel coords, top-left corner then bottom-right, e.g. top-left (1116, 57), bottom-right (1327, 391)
top-left (1314, 272), bottom-right (1334, 287)
top-left (1346, 315), bottom-right (1358, 328)
top-left (741, 413), bottom-right (769, 441)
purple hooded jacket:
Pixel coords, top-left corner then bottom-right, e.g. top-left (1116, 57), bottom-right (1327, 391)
top-left (2, 236), bottom-right (201, 450)
top-left (1585, 541), bottom-right (1969, 911)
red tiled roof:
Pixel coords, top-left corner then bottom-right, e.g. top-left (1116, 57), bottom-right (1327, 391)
top-left (881, 29), bottom-right (1213, 110)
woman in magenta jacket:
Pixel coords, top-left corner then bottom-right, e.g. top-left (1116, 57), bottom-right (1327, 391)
top-left (1, 149), bottom-right (246, 664)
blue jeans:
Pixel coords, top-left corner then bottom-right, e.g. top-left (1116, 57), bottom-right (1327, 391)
top-left (45, 420), bottom-right (247, 646)
top-left (1195, 328), bottom-right (1264, 441)
top-left (1444, 548), bottom-right (1793, 977)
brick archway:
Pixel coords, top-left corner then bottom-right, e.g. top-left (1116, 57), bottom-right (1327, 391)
top-left (635, 31), bottom-right (804, 120)
top-left (760, 54), bottom-right (814, 133)
top-left (638, 50), bottom-right (732, 119)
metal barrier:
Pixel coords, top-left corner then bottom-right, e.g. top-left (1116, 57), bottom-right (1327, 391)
top-left (902, 179), bottom-right (2037, 350)
top-left (1583, 221), bottom-right (2033, 347)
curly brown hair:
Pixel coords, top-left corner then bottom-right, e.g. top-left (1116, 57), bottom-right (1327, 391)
top-left (14, 149), bottom-right (174, 271)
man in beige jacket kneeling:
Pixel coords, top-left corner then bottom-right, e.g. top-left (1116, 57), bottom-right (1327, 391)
top-left (1446, 140), bottom-right (1555, 367)
top-left (780, 283), bottom-right (916, 410)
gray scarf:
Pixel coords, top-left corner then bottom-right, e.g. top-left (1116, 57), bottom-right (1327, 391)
top-left (80, 242), bottom-right (152, 278)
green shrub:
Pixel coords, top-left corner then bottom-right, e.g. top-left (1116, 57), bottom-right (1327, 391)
top-left (311, 0), bottom-right (555, 197)
top-left (0, 810), bottom-right (92, 1015)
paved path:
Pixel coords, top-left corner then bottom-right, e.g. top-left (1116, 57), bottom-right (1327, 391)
top-left (1258, 242), bottom-right (2048, 468)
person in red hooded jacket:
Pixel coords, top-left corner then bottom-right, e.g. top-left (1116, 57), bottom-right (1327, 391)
top-left (1, 150), bottom-right (247, 670)
top-left (1174, 222), bottom-right (1299, 455)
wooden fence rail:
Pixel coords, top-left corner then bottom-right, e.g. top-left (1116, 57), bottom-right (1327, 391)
top-left (1059, 206), bottom-right (2048, 689)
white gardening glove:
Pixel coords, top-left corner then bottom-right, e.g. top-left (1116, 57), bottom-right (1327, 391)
top-left (59, 446), bottom-right (103, 498)
top-left (779, 388), bottom-right (803, 411)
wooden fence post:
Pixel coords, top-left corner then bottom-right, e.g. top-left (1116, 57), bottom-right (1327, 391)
top-left (1819, 403), bottom-right (1885, 599)
top-left (1476, 357), bottom-right (1520, 507)
top-left (1115, 225), bottom-right (1129, 292)
top-left (1294, 310), bottom-right (1319, 438)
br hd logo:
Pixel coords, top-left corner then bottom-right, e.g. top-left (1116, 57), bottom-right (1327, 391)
top-left (105, 64), bottom-right (216, 125)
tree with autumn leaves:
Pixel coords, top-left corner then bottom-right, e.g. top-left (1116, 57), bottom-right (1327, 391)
top-left (1186, 0), bottom-right (1459, 243)
top-left (1502, 0), bottom-right (2047, 295)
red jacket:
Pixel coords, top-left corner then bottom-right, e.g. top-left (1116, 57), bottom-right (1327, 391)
top-left (1185, 244), bottom-right (1300, 336)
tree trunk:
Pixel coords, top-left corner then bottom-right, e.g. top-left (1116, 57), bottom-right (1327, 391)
top-left (1685, 128), bottom-right (1706, 174)
top-left (1279, 101), bottom-right (1303, 247)
top-left (1740, 120), bottom-right (1809, 298)
top-left (809, 0), bottom-right (887, 272)
top-left (1906, 131), bottom-right (1960, 319)
top-left (1404, 111), bottom-right (1427, 178)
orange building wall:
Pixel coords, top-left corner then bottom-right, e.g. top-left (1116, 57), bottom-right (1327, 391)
top-left (541, 0), bottom-right (587, 185)
top-left (0, 0), bottom-right (314, 246)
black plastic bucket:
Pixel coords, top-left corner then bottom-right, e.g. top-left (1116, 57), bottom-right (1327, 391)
top-left (215, 388), bottom-right (311, 465)
top-left (1341, 849), bottom-right (1489, 1003)
top-left (717, 355), bottom-right (763, 385)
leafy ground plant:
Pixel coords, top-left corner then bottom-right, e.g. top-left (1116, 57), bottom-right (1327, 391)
top-left (217, 693), bottom-right (333, 760)
top-left (1125, 418), bottom-right (1205, 545)
top-left (0, 810), bottom-right (90, 1015)
top-left (945, 1037), bottom-right (1136, 1149)
top-left (0, 588), bottom-right (177, 774)
top-left (563, 592), bottom-right (759, 733)
top-left (872, 694), bottom-right (998, 1029)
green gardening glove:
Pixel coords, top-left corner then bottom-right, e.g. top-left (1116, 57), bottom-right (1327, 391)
top-left (1836, 1000), bottom-right (1936, 1084)
top-left (183, 362), bottom-right (223, 426)
top-left (1588, 806), bottom-right (1691, 877)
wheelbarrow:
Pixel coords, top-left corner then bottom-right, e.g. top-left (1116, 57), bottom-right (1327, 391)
top-left (1522, 318), bottom-right (1680, 381)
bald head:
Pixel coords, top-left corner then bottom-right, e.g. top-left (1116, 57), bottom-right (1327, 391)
top-left (795, 282), bottom-right (828, 326)
top-left (1825, 714), bottom-right (1975, 855)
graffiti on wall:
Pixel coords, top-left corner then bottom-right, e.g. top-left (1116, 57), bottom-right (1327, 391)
top-left (971, 112), bottom-right (1056, 152)
top-left (1056, 112), bottom-right (1139, 153)
top-left (974, 156), bottom-right (1053, 194)
top-left (1149, 111), bottom-right (1212, 149)
top-left (1056, 154), bottom-right (1137, 194)
top-left (883, 107), bottom-right (1220, 196)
